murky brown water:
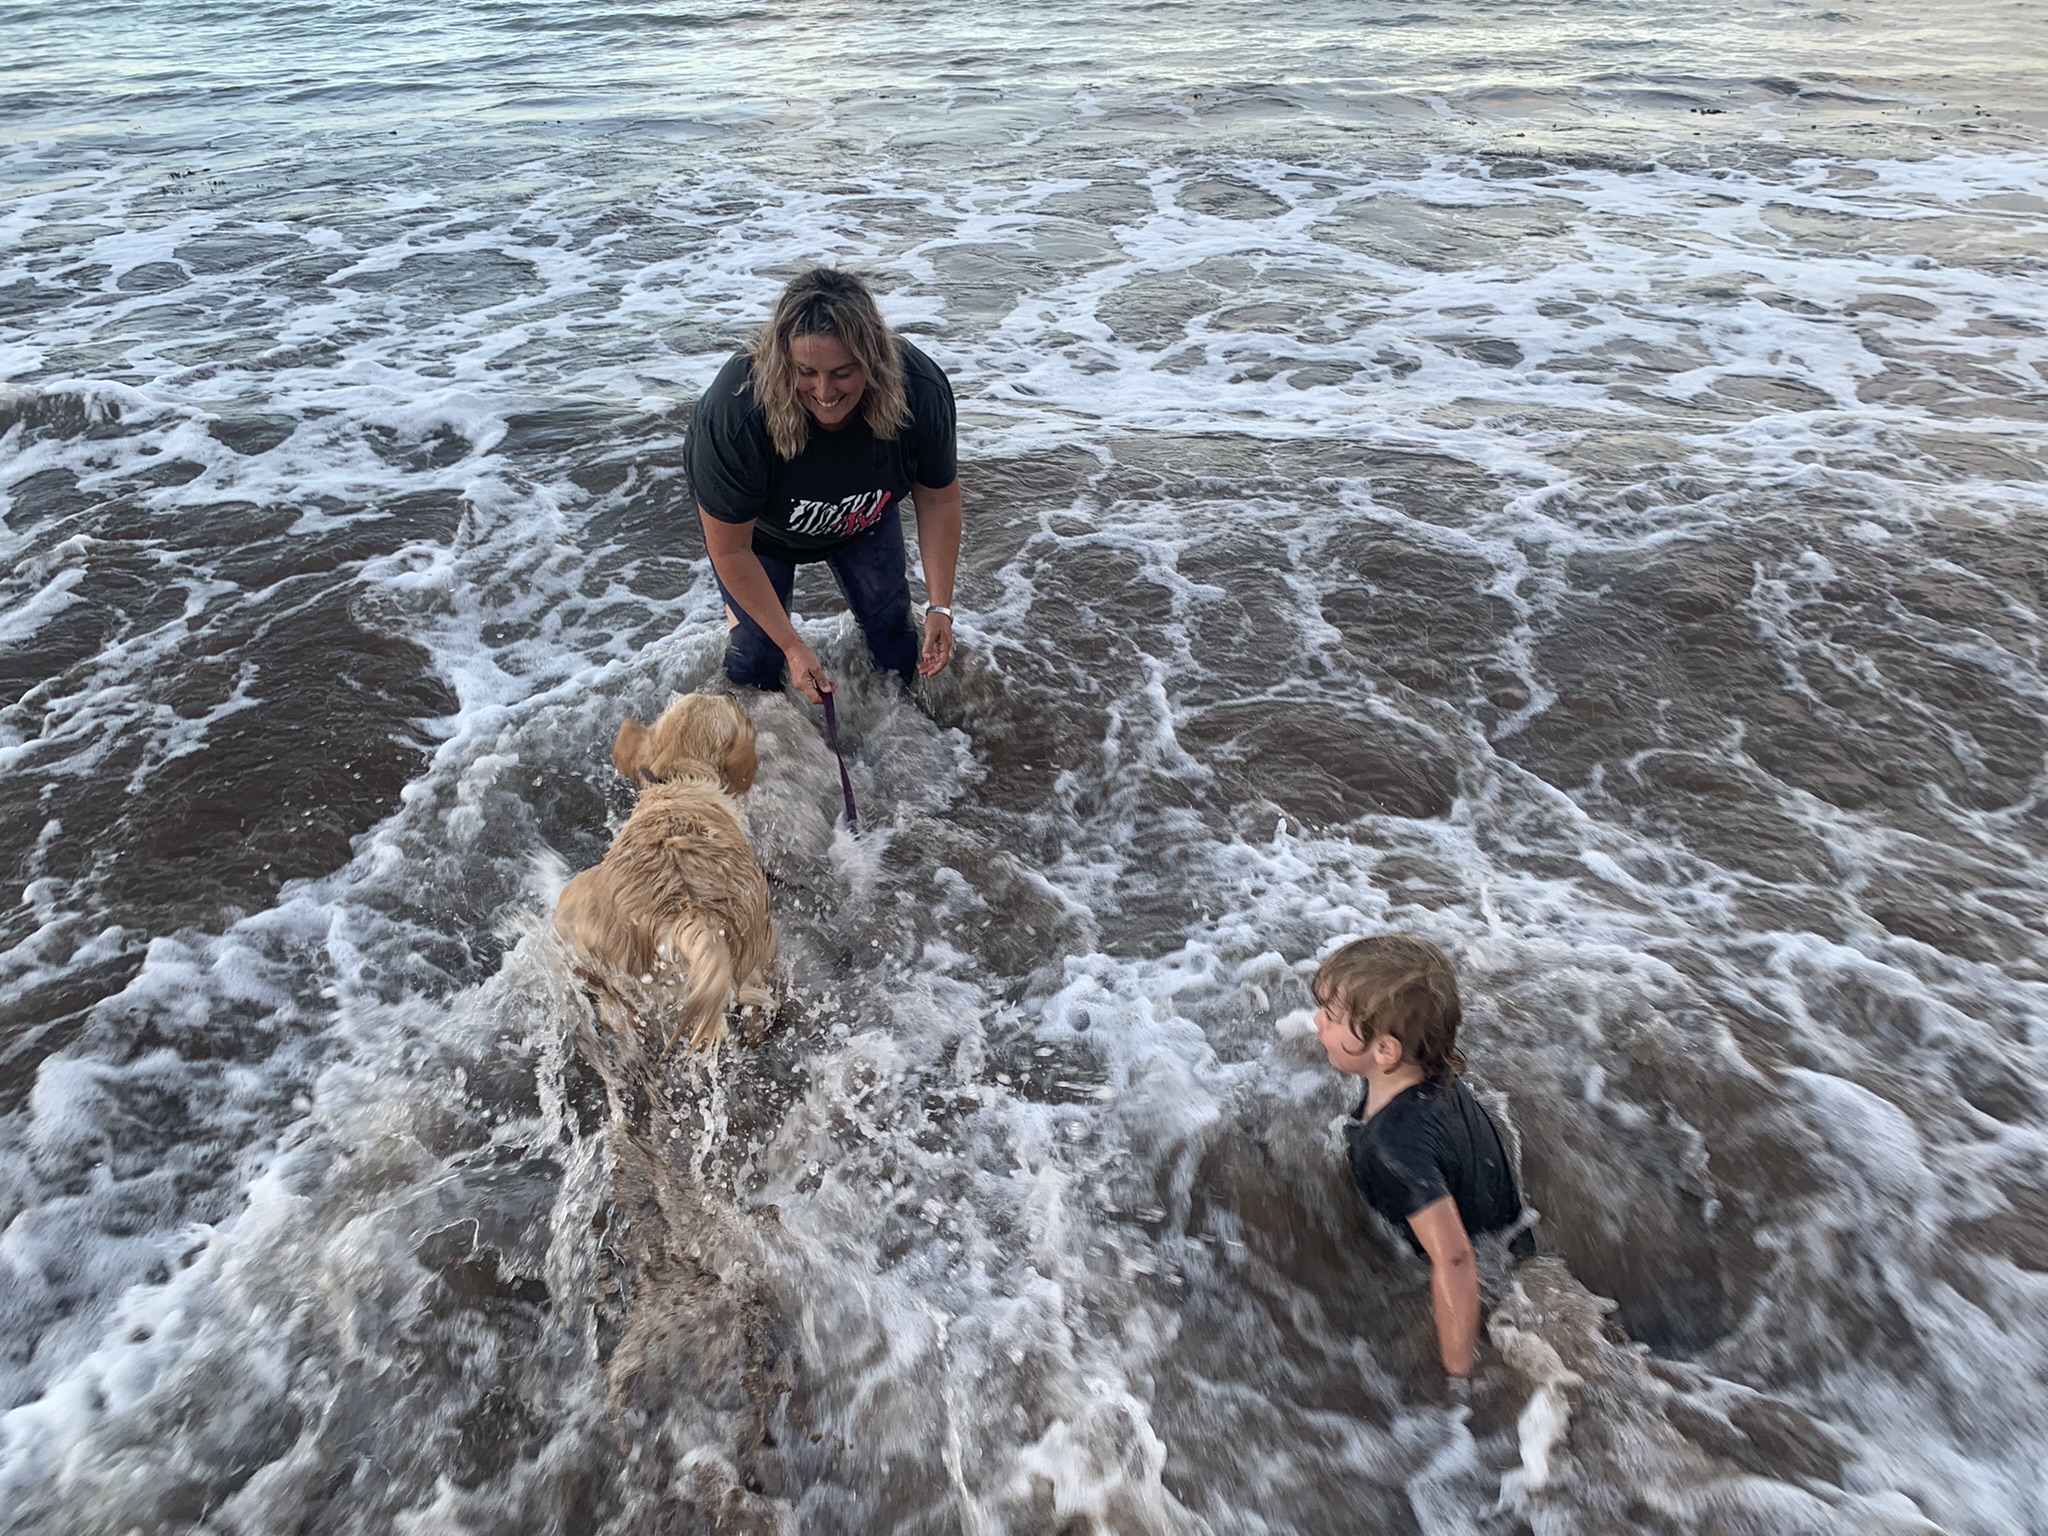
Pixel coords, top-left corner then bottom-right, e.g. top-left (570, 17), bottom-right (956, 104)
top-left (4, 0), bottom-right (2048, 1530)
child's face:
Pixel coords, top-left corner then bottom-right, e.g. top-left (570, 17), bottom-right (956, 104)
top-left (1313, 995), bottom-right (1377, 1076)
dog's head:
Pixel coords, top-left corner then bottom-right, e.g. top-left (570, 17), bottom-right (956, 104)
top-left (612, 693), bottom-right (758, 794)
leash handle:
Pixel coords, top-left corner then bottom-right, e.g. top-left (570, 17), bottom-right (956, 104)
top-left (820, 689), bottom-right (860, 835)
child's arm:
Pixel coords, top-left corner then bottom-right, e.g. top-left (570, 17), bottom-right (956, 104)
top-left (1407, 1197), bottom-right (1480, 1378)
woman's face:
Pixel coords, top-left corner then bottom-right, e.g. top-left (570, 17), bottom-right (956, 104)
top-left (789, 332), bottom-right (865, 430)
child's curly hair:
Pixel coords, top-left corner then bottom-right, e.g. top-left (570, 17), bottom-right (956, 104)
top-left (1312, 934), bottom-right (1465, 1079)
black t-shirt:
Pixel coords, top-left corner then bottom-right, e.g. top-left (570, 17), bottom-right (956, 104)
top-left (686, 339), bottom-right (958, 561)
top-left (1345, 1075), bottom-right (1522, 1256)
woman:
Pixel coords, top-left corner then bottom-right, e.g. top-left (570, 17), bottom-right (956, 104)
top-left (686, 268), bottom-right (962, 703)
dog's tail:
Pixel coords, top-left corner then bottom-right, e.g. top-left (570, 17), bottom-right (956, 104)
top-left (658, 914), bottom-right (737, 1058)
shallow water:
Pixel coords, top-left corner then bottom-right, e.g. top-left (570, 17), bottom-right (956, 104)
top-left (4, 1), bottom-right (2048, 1531)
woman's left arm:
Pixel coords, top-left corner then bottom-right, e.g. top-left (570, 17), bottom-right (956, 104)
top-left (911, 477), bottom-right (962, 676)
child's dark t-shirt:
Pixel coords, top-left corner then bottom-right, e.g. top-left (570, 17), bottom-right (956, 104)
top-left (1346, 1076), bottom-right (1522, 1255)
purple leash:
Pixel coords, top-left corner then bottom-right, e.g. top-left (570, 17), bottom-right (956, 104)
top-left (820, 689), bottom-right (860, 835)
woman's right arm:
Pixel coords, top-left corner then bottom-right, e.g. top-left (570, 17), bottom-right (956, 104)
top-left (698, 508), bottom-right (833, 703)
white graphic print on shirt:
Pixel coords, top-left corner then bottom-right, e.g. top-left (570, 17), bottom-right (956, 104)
top-left (787, 488), bottom-right (893, 539)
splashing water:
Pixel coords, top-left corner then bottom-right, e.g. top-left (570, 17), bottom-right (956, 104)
top-left (4, 0), bottom-right (2048, 1531)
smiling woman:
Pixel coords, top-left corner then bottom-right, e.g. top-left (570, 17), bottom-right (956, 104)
top-left (686, 268), bottom-right (963, 703)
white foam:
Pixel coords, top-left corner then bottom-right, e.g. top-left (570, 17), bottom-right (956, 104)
top-left (5, 5), bottom-right (2048, 1529)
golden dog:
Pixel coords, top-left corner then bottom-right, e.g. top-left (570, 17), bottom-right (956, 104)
top-left (555, 693), bottom-right (775, 1055)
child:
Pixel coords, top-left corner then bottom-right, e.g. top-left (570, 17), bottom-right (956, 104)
top-left (1312, 934), bottom-right (1526, 1381)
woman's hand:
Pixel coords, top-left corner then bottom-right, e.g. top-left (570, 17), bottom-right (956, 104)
top-left (917, 609), bottom-right (954, 677)
top-left (911, 480), bottom-right (962, 679)
top-left (783, 640), bottom-right (834, 703)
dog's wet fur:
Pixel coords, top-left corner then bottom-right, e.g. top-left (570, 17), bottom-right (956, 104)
top-left (555, 692), bottom-right (776, 1057)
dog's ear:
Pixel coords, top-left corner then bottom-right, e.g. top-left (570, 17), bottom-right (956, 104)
top-left (613, 717), bottom-right (650, 781)
top-left (720, 699), bottom-right (758, 795)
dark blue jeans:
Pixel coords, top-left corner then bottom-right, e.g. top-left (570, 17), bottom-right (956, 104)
top-left (716, 508), bottom-right (919, 690)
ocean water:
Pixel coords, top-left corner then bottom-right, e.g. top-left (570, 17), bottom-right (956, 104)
top-left (4, 0), bottom-right (2048, 1531)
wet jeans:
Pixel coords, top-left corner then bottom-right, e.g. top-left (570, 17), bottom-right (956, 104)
top-left (715, 508), bottom-right (919, 690)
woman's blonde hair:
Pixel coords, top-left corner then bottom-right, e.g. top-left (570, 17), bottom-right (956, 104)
top-left (1312, 935), bottom-right (1466, 1079)
top-left (749, 268), bottom-right (909, 461)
